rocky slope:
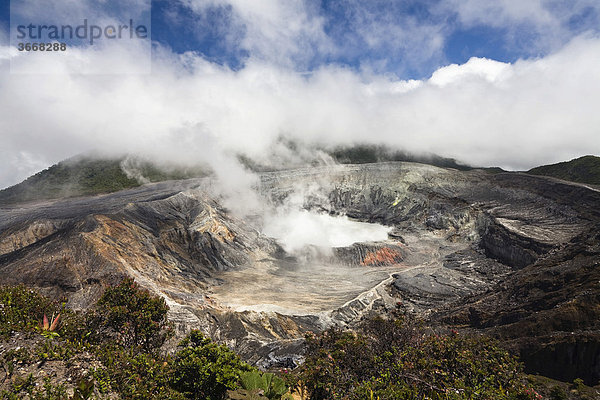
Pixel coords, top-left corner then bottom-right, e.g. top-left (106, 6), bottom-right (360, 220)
top-left (528, 155), bottom-right (600, 186)
top-left (1, 161), bottom-right (599, 383)
top-left (437, 225), bottom-right (600, 385)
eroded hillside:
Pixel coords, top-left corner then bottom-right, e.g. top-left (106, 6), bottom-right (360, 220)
top-left (1, 162), bottom-right (599, 382)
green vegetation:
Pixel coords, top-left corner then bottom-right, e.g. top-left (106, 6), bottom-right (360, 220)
top-left (0, 158), bottom-right (139, 204)
top-left (0, 285), bottom-right (63, 339)
top-left (294, 317), bottom-right (542, 400)
top-left (330, 144), bottom-right (472, 170)
top-left (524, 375), bottom-right (600, 400)
top-left (170, 331), bottom-right (253, 400)
top-left (0, 281), bottom-right (272, 400)
top-left (0, 155), bottom-right (209, 205)
top-left (527, 155), bottom-right (600, 185)
top-left (1, 282), bottom-right (596, 399)
top-left (95, 278), bottom-right (173, 350)
top-left (228, 371), bottom-right (294, 399)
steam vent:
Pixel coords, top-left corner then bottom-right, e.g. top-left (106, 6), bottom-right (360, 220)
top-left (2, 159), bottom-right (600, 390)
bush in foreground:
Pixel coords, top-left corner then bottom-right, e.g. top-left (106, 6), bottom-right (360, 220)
top-left (3, 282), bottom-right (595, 399)
top-left (0, 285), bottom-right (62, 339)
top-left (170, 330), bottom-right (253, 400)
top-left (295, 317), bottom-right (542, 400)
top-left (96, 277), bottom-right (173, 350)
top-left (0, 281), bottom-right (267, 400)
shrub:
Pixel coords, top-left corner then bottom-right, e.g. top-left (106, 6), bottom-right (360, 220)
top-left (299, 329), bottom-right (373, 399)
top-left (0, 285), bottom-right (61, 338)
top-left (2, 283), bottom-right (545, 400)
top-left (93, 344), bottom-right (184, 400)
top-left (170, 330), bottom-right (253, 400)
top-left (572, 378), bottom-right (585, 393)
top-left (549, 385), bottom-right (568, 400)
top-left (296, 317), bottom-right (541, 400)
top-left (96, 278), bottom-right (173, 350)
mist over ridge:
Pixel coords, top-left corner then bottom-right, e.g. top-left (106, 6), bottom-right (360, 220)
top-left (1, 34), bottom-right (600, 191)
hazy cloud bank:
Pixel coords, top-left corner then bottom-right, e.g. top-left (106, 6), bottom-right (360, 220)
top-left (1, 0), bottom-right (600, 192)
top-left (1, 34), bottom-right (600, 190)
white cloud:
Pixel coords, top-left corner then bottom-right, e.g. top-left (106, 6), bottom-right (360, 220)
top-left (176, 0), bottom-right (452, 76)
top-left (429, 57), bottom-right (512, 87)
top-left (174, 0), bottom-right (600, 76)
top-left (442, 0), bottom-right (600, 53)
top-left (0, 28), bottom-right (599, 190)
top-left (229, 0), bottom-right (332, 65)
top-left (180, 0), bottom-right (333, 67)
top-left (165, 0), bottom-right (600, 76)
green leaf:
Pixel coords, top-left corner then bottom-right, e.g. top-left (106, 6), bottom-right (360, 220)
top-left (267, 375), bottom-right (289, 398)
top-left (240, 371), bottom-right (267, 391)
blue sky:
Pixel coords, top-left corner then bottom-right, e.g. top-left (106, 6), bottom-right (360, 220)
top-left (2, 0), bottom-right (598, 79)
top-left (1, 1), bottom-right (600, 189)
top-left (152, 0), bottom-right (598, 78)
